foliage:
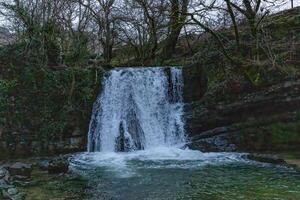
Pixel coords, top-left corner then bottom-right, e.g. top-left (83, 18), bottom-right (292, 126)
top-left (0, 78), bottom-right (17, 126)
top-left (0, 44), bottom-right (102, 150)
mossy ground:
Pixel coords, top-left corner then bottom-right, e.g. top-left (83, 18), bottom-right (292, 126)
top-left (232, 119), bottom-right (300, 152)
top-left (0, 157), bottom-right (90, 200)
top-left (19, 170), bottom-right (89, 200)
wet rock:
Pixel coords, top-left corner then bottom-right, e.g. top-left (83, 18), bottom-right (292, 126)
top-left (69, 137), bottom-right (83, 149)
top-left (244, 153), bottom-right (287, 165)
top-left (0, 168), bottom-right (10, 183)
top-left (189, 133), bottom-right (236, 152)
top-left (1, 166), bottom-right (25, 200)
top-left (7, 162), bottom-right (32, 178)
top-left (0, 179), bottom-right (10, 189)
top-left (2, 187), bottom-right (24, 200)
top-left (0, 167), bottom-right (6, 179)
top-left (13, 175), bottom-right (29, 181)
top-left (37, 160), bottom-right (49, 171)
top-left (7, 187), bottom-right (18, 196)
top-left (0, 167), bottom-right (11, 192)
top-left (48, 158), bottom-right (69, 174)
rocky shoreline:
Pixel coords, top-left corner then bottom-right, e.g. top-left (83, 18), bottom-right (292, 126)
top-left (0, 156), bottom-right (89, 200)
top-left (1, 152), bottom-right (299, 200)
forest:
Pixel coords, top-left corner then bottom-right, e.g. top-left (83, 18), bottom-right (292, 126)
top-left (0, 0), bottom-right (300, 200)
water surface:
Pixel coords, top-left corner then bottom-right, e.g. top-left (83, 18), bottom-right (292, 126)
top-left (70, 148), bottom-right (300, 200)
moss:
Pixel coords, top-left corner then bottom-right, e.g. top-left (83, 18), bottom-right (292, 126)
top-left (232, 119), bottom-right (300, 151)
top-left (20, 170), bottom-right (89, 200)
top-left (1, 64), bottom-right (104, 157)
top-left (267, 121), bottom-right (300, 145)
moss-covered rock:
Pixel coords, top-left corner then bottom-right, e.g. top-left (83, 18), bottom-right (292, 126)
top-left (185, 79), bottom-right (300, 152)
top-left (230, 119), bottom-right (300, 152)
top-left (0, 65), bottom-right (104, 159)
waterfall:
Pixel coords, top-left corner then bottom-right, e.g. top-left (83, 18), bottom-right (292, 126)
top-left (87, 67), bottom-right (186, 152)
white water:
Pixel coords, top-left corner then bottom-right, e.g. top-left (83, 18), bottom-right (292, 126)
top-left (87, 67), bottom-right (186, 152)
top-left (68, 67), bottom-right (298, 200)
top-left (71, 147), bottom-right (245, 178)
top-left (75, 66), bottom-right (246, 179)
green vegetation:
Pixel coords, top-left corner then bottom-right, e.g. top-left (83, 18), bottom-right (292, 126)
top-left (0, 1), bottom-right (299, 157)
top-left (20, 170), bottom-right (89, 199)
top-left (231, 118), bottom-right (300, 152)
top-left (0, 44), bottom-right (103, 156)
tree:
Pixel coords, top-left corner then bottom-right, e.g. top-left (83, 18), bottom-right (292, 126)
top-left (223, 0), bottom-right (269, 61)
top-left (161, 0), bottom-right (189, 60)
top-left (116, 1), bottom-right (149, 61)
top-left (134, 0), bottom-right (166, 60)
top-left (79, 0), bottom-right (117, 63)
top-left (0, 0), bottom-right (67, 65)
top-left (224, 0), bottom-right (240, 49)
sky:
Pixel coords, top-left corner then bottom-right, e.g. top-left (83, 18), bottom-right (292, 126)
top-left (0, 0), bottom-right (299, 27)
top-left (273, 0), bottom-right (300, 11)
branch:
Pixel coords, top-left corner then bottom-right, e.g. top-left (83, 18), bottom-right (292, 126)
top-left (185, 12), bottom-right (239, 64)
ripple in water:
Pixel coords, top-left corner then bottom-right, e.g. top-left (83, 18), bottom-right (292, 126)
top-left (69, 148), bottom-right (300, 200)
top-left (77, 67), bottom-right (300, 199)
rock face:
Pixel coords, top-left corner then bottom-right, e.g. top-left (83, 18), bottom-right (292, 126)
top-left (0, 126), bottom-right (86, 159)
top-left (7, 162), bottom-right (32, 179)
top-left (185, 80), bottom-right (300, 152)
top-left (37, 160), bottom-right (49, 171)
top-left (182, 63), bottom-right (207, 102)
top-left (48, 158), bottom-right (69, 174)
top-left (243, 154), bottom-right (287, 165)
top-left (188, 127), bottom-right (236, 152)
top-left (0, 166), bottom-right (25, 200)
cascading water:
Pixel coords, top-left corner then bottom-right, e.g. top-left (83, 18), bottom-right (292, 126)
top-left (69, 68), bottom-right (299, 200)
top-left (87, 67), bottom-right (186, 152)
top-left (70, 67), bottom-right (294, 200)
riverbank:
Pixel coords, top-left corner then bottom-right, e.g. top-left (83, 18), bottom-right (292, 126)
top-left (20, 150), bottom-right (300, 199)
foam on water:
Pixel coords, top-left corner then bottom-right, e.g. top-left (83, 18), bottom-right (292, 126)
top-left (71, 147), bottom-right (246, 178)
top-left (77, 66), bottom-right (248, 178)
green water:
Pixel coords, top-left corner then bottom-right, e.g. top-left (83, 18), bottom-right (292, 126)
top-left (70, 150), bottom-right (300, 200)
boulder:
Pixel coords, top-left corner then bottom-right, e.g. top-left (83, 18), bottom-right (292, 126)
top-left (189, 133), bottom-right (237, 152)
top-left (0, 179), bottom-right (10, 189)
top-left (7, 163), bottom-right (32, 179)
top-left (244, 153), bottom-right (287, 165)
top-left (48, 158), bottom-right (69, 174)
top-left (0, 167), bottom-right (7, 179)
top-left (37, 160), bottom-right (49, 171)
top-left (1, 166), bottom-right (25, 200)
top-left (2, 186), bottom-right (24, 200)
top-left (0, 167), bottom-right (12, 193)
top-left (7, 187), bottom-right (18, 196)
top-left (69, 137), bottom-right (84, 149)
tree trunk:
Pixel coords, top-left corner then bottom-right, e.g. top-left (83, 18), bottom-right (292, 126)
top-left (161, 0), bottom-right (189, 60)
top-left (225, 0), bottom-right (240, 49)
top-left (103, 11), bottom-right (113, 63)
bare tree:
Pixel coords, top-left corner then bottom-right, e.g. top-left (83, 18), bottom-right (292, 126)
top-left (116, 2), bottom-right (149, 61)
top-left (224, 0), bottom-right (240, 49)
top-left (0, 0), bottom-right (67, 64)
top-left (79, 0), bottom-right (116, 63)
top-left (161, 0), bottom-right (189, 60)
top-left (133, 0), bottom-right (167, 60)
